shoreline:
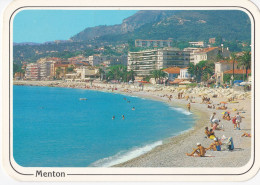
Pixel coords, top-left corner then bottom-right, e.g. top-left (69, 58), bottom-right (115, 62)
top-left (13, 80), bottom-right (252, 167)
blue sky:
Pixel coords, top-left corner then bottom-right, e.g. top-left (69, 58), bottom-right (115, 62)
top-left (13, 10), bottom-right (138, 43)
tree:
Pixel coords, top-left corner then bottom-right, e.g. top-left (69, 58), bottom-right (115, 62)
top-left (238, 51), bottom-right (251, 80)
top-left (150, 69), bottom-right (166, 84)
top-left (66, 65), bottom-right (74, 73)
top-left (56, 67), bottom-right (62, 79)
top-left (98, 68), bottom-right (105, 81)
top-left (188, 61), bottom-right (214, 82)
top-left (127, 70), bottom-right (136, 82)
top-left (230, 52), bottom-right (237, 84)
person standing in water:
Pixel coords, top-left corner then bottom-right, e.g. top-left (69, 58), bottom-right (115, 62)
top-left (122, 115), bottom-right (125, 120)
top-left (187, 103), bottom-right (191, 112)
top-left (112, 116), bottom-right (115, 120)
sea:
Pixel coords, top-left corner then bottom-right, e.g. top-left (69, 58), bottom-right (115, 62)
top-left (13, 85), bottom-right (195, 167)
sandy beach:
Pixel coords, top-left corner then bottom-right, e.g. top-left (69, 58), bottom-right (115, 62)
top-left (13, 80), bottom-right (252, 167)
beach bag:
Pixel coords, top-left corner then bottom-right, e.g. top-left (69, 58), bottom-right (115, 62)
top-left (209, 135), bottom-right (215, 140)
top-left (216, 145), bottom-right (221, 151)
top-left (227, 137), bottom-right (234, 150)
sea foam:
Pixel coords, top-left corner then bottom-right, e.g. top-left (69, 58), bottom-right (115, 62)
top-left (170, 107), bottom-right (192, 115)
top-left (89, 140), bottom-right (163, 167)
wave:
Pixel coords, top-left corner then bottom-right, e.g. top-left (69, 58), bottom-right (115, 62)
top-left (170, 107), bottom-right (192, 115)
top-left (89, 140), bottom-right (163, 167)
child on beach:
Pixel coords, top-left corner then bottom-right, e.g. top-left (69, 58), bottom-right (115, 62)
top-left (186, 143), bottom-right (206, 157)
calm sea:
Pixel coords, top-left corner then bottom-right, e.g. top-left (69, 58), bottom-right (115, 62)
top-left (13, 85), bottom-right (195, 167)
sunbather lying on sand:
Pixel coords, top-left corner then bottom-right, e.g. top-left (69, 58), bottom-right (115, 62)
top-left (206, 138), bottom-right (222, 151)
top-left (241, 132), bottom-right (251, 137)
top-left (216, 106), bottom-right (227, 110)
top-left (186, 143), bottom-right (206, 157)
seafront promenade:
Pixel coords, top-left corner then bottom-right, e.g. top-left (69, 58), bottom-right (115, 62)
top-left (13, 80), bottom-right (252, 167)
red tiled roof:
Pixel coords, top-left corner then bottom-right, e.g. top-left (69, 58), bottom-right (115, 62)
top-left (224, 69), bottom-right (251, 74)
top-left (218, 60), bottom-right (238, 64)
top-left (163, 67), bottom-right (181, 74)
top-left (201, 47), bottom-right (219, 53)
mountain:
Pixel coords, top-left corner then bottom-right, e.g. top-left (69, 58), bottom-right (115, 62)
top-left (71, 10), bottom-right (251, 42)
top-left (71, 10), bottom-right (175, 41)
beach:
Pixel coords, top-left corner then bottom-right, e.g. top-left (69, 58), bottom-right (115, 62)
top-left (13, 80), bottom-right (252, 167)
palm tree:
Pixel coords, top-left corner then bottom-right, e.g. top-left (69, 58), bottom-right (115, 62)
top-left (127, 70), bottom-right (136, 82)
top-left (98, 68), bottom-right (105, 81)
top-left (238, 51), bottom-right (251, 81)
top-left (55, 67), bottom-right (62, 79)
top-left (150, 70), bottom-right (159, 83)
top-left (230, 52), bottom-right (237, 84)
top-left (150, 69), bottom-right (166, 84)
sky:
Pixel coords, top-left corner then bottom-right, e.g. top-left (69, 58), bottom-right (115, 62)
top-left (13, 10), bottom-right (138, 43)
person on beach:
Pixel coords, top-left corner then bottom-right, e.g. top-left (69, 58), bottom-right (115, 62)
top-left (186, 143), bottom-right (206, 157)
top-left (209, 129), bottom-right (216, 140)
top-left (241, 132), bottom-right (251, 137)
top-left (232, 116), bottom-right (237, 129)
top-left (235, 112), bottom-right (242, 130)
top-left (210, 112), bottom-right (216, 127)
top-left (206, 138), bottom-right (222, 151)
top-left (204, 127), bottom-right (210, 138)
top-left (204, 127), bottom-right (214, 138)
top-left (187, 103), bottom-right (191, 112)
top-left (212, 120), bottom-right (223, 131)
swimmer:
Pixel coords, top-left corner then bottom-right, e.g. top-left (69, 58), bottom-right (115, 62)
top-left (112, 116), bottom-right (115, 120)
top-left (122, 115), bottom-right (125, 120)
top-left (132, 107), bottom-right (135, 111)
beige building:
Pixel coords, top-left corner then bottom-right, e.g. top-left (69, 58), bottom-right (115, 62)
top-left (215, 60), bottom-right (238, 83)
top-left (66, 66), bottom-right (99, 82)
top-left (127, 48), bottom-right (190, 76)
top-left (192, 47), bottom-right (230, 65)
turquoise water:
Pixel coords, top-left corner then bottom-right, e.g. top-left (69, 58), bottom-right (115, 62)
top-left (13, 85), bottom-right (195, 167)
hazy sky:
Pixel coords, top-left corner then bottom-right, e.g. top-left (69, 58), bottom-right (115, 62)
top-left (13, 10), bottom-right (138, 43)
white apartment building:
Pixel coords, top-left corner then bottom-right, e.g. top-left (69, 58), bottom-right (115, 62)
top-left (178, 68), bottom-right (191, 79)
top-left (39, 61), bottom-right (53, 80)
top-left (135, 39), bottom-right (173, 48)
top-left (188, 41), bottom-right (205, 47)
top-left (25, 63), bottom-right (39, 80)
top-left (88, 55), bottom-right (107, 66)
top-left (127, 48), bottom-right (190, 76)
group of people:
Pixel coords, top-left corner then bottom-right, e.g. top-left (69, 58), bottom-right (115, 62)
top-left (112, 98), bottom-right (136, 120)
top-left (186, 109), bottom-right (249, 157)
